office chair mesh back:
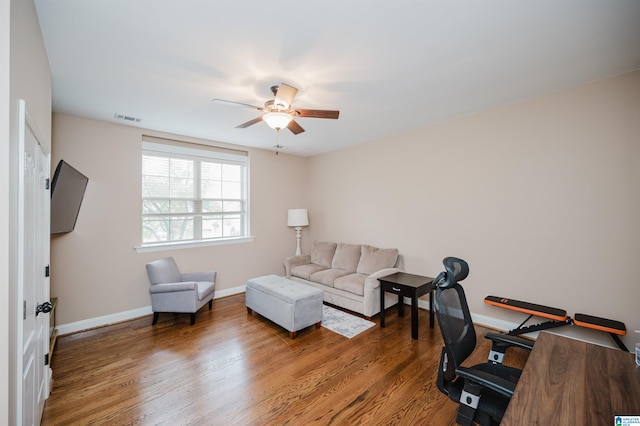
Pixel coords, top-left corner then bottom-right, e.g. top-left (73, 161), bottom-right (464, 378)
top-left (436, 284), bottom-right (476, 372)
top-left (435, 257), bottom-right (474, 369)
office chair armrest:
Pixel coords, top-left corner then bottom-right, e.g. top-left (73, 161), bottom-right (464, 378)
top-left (485, 333), bottom-right (534, 351)
top-left (149, 281), bottom-right (198, 294)
top-left (181, 271), bottom-right (216, 283)
top-left (455, 366), bottom-right (516, 398)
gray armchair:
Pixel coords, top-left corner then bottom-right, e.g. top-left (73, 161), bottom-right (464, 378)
top-left (146, 257), bottom-right (216, 325)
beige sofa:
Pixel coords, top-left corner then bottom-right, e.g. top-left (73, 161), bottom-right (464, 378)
top-left (284, 241), bottom-right (404, 317)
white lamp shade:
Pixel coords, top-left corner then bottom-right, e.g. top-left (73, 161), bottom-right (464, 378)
top-left (263, 112), bottom-right (293, 130)
top-left (287, 209), bottom-right (309, 227)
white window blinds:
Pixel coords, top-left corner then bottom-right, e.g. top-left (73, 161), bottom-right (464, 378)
top-left (141, 137), bottom-right (249, 245)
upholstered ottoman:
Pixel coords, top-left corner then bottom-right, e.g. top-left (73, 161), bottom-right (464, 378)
top-left (246, 275), bottom-right (324, 339)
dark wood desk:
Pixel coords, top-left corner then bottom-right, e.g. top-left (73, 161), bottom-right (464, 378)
top-left (378, 272), bottom-right (434, 339)
top-left (502, 332), bottom-right (640, 425)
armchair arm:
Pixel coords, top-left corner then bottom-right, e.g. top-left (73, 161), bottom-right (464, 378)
top-left (455, 366), bottom-right (516, 398)
top-left (149, 282), bottom-right (198, 294)
top-left (181, 271), bottom-right (216, 283)
top-left (283, 254), bottom-right (311, 278)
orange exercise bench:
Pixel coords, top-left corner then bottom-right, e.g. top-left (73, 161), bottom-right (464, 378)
top-left (573, 313), bottom-right (628, 351)
top-left (484, 295), bottom-right (628, 351)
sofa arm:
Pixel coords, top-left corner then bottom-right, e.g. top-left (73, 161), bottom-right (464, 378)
top-left (181, 271), bottom-right (216, 283)
top-left (149, 282), bottom-right (198, 294)
top-left (364, 267), bottom-right (402, 292)
top-left (283, 254), bottom-right (311, 278)
top-left (361, 267), bottom-right (402, 317)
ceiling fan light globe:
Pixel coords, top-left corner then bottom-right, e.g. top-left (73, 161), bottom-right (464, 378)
top-left (263, 112), bottom-right (292, 130)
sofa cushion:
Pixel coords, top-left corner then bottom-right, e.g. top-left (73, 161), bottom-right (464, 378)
top-left (310, 241), bottom-right (337, 269)
top-left (356, 245), bottom-right (399, 275)
top-left (310, 268), bottom-right (351, 287)
top-left (331, 243), bottom-right (361, 272)
top-left (291, 264), bottom-right (327, 280)
top-left (334, 273), bottom-right (367, 296)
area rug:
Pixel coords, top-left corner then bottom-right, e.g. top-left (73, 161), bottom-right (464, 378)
top-left (321, 305), bottom-right (375, 338)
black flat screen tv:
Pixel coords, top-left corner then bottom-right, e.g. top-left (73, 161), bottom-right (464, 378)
top-left (50, 160), bottom-right (88, 234)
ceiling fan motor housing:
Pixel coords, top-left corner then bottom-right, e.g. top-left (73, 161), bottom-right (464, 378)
top-left (264, 99), bottom-right (283, 111)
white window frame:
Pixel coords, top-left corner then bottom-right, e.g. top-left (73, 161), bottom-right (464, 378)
top-left (136, 139), bottom-right (253, 253)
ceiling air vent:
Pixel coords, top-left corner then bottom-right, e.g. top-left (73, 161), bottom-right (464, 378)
top-left (114, 113), bottom-right (142, 123)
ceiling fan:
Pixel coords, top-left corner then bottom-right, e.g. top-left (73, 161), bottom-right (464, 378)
top-left (212, 83), bottom-right (339, 135)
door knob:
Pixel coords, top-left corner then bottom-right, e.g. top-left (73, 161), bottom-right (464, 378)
top-left (36, 301), bottom-right (53, 316)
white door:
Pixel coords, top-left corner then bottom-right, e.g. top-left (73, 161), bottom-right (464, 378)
top-left (18, 100), bottom-right (50, 426)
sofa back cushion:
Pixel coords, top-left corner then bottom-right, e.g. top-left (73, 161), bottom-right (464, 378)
top-left (311, 241), bottom-right (337, 268)
top-left (331, 243), bottom-right (362, 272)
top-left (356, 245), bottom-right (399, 275)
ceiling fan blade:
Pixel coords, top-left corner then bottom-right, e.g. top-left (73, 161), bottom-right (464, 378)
top-left (287, 120), bottom-right (305, 135)
top-left (292, 109), bottom-right (339, 119)
top-left (212, 99), bottom-right (263, 111)
top-left (236, 116), bottom-right (263, 128)
top-left (275, 83), bottom-right (298, 109)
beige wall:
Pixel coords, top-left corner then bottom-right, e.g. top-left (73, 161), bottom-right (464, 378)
top-left (308, 71), bottom-right (640, 348)
top-left (51, 72), bottom-right (639, 350)
top-left (5, 0), bottom-right (52, 422)
top-left (50, 114), bottom-right (310, 325)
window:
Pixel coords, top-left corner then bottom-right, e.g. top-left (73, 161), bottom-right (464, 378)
top-left (141, 138), bottom-right (249, 247)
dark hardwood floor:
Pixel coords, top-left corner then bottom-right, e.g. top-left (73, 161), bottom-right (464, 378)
top-left (42, 294), bottom-right (528, 425)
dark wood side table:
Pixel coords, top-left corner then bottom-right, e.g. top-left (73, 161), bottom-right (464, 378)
top-left (378, 272), bottom-right (434, 339)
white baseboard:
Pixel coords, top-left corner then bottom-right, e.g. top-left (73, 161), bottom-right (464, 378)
top-left (56, 306), bottom-right (153, 336)
top-left (56, 285), bottom-right (246, 336)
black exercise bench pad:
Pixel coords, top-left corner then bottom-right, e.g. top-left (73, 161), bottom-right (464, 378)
top-left (484, 296), bottom-right (567, 321)
top-left (574, 313), bottom-right (627, 335)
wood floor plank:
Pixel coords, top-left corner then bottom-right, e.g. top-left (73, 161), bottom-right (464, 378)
top-left (42, 294), bottom-right (528, 425)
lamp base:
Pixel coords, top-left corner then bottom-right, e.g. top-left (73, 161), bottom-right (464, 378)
top-left (295, 226), bottom-right (302, 256)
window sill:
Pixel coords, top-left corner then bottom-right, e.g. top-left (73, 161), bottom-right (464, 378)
top-left (135, 236), bottom-right (255, 253)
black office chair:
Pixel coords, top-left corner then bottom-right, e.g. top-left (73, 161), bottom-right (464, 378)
top-left (433, 257), bottom-right (533, 426)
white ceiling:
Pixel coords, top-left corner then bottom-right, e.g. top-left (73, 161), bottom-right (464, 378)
top-left (34, 0), bottom-right (640, 156)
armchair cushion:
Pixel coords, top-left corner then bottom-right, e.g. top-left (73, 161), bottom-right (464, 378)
top-left (146, 257), bottom-right (181, 284)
